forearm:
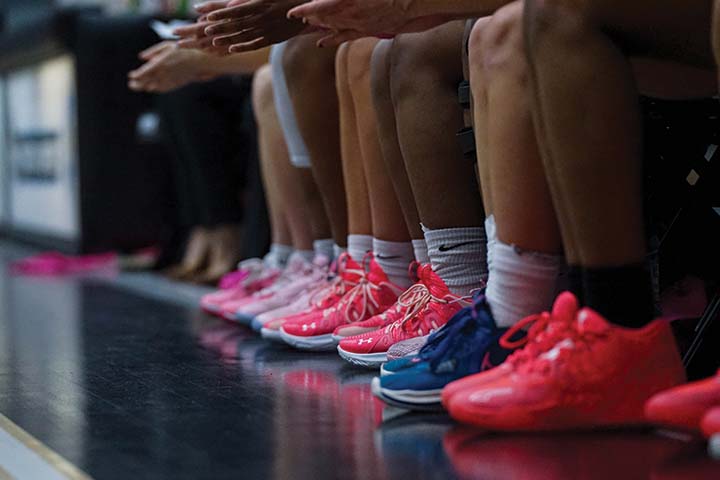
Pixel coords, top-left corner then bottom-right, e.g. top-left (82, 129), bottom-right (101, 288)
top-left (405, 0), bottom-right (511, 19)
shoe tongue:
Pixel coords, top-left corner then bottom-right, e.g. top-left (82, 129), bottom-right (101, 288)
top-left (313, 254), bottom-right (330, 269)
top-left (340, 255), bottom-right (364, 282)
top-left (284, 253), bottom-right (307, 273)
top-left (551, 291), bottom-right (580, 325)
top-left (367, 259), bottom-right (390, 285)
top-left (419, 264), bottom-right (451, 298)
top-left (576, 307), bottom-right (611, 335)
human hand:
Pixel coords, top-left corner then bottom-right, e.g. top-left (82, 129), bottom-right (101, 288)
top-left (128, 41), bottom-right (219, 93)
top-left (287, 0), bottom-right (415, 33)
top-left (202, 0), bottom-right (316, 53)
top-left (174, 2), bottom-right (238, 54)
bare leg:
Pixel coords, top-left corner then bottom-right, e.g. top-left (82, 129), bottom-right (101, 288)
top-left (471, 4), bottom-right (561, 254)
top-left (336, 42), bottom-right (373, 237)
top-left (525, 0), bottom-right (713, 324)
top-left (251, 65), bottom-right (313, 252)
top-left (390, 21), bottom-right (485, 229)
top-left (391, 21), bottom-right (489, 295)
top-left (346, 38), bottom-right (411, 243)
top-left (525, 0), bottom-right (713, 267)
top-left (283, 36), bottom-right (347, 245)
top-left (370, 40), bottom-right (424, 241)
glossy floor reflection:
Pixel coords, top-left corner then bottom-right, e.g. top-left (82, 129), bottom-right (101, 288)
top-left (1, 243), bottom-right (719, 479)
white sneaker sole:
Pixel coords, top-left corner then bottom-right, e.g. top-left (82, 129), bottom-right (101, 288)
top-left (260, 328), bottom-right (285, 343)
top-left (370, 377), bottom-right (444, 411)
top-left (279, 329), bottom-right (337, 351)
top-left (337, 346), bottom-right (387, 368)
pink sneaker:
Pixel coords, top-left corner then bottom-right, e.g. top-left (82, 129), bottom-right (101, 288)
top-left (251, 277), bottom-right (332, 332)
top-left (337, 264), bottom-right (468, 368)
top-left (331, 262), bottom-right (420, 341)
top-left (200, 258), bottom-right (280, 315)
top-left (260, 254), bottom-right (364, 342)
top-left (226, 254), bottom-right (329, 325)
top-left (280, 256), bottom-right (404, 351)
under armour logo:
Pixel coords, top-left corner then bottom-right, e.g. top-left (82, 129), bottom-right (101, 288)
top-left (358, 338), bottom-right (374, 345)
top-left (302, 322), bottom-right (317, 332)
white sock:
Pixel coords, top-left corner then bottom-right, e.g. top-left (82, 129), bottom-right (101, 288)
top-left (264, 243), bottom-right (293, 269)
top-left (347, 234), bottom-right (373, 263)
top-left (424, 225), bottom-right (488, 297)
top-left (412, 239), bottom-right (430, 264)
top-left (295, 249), bottom-right (315, 264)
top-left (485, 215), bottom-right (497, 272)
top-left (486, 240), bottom-right (563, 328)
top-left (373, 239), bottom-right (414, 288)
top-left (333, 244), bottom-right (347, 259)
top-left (313, 238), bottom-right (335, 262)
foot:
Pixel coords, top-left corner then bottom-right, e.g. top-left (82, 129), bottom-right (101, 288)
top-left (645, 370), bottom-right (720, 432)
top-left (373, 295), bottom-right (517, 410)
top-left (165, 227), bottom-right (211, 280)
top-left (280, 256), bottom-right (404, 352)
top-left (336, 264), bottom-right (467, 368)
top-left (445, 292), bottom-right (686, 431)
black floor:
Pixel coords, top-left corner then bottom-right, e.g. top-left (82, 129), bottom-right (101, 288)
top-left (1, 243), bottom-right (720, 479)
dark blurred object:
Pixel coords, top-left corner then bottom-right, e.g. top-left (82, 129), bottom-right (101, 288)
top-left (74, 13), bottom-right (177, 253)
top-left (642, 96), bottom-right (720, 381)
top-left (0, 7), bottom-right (178, 254)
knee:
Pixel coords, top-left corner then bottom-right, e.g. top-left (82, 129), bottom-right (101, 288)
top-left (389, 30), bottom-right (452, 105)
top-left (282, 35), bottom-right (336, 84)
top-left (524, 0), bottom-right (591, 52)
top-left (370, 40), bottom-right (393, 101)
top-left (251, 64), bottom-right (274, 115)
top-left (469, 2), bottom-right (528, 89)
top-left (345, 39), bottom-right (378, 88)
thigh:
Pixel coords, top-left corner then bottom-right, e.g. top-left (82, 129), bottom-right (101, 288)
top-left (587, 0), bottom-right (714, 67)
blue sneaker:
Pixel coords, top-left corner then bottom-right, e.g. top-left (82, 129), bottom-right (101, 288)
top-left (372, 295), bottom-right (520, 411)
top-left (379, 306), bottom-right (475, 377)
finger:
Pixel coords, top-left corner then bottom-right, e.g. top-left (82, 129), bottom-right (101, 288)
top-left (287, 0), bottom-right (342, 20)
top-left (228, 36), bottom-right (270, 53)
top-left (139, 42), bottom-right (164, 60)
top-left (206, 1), bottom-right (264, 22)
top-left (193, 1), bottom-right (230, 13)
top-left (212, 28), bottom-right (259, 47)
top-left (173, 21), bottom-right (211, 39)
top-left (317, 29), bottom-right (364, 47)
top-left (128, 79), bottom-right (145, 91)
top-left (128, 58), bottom-right (161, 80)
top-left (204, 18), bottom-right (254, 36)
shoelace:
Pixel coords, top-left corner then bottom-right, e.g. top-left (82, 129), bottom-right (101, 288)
top-left (386, 283), bottom-right (469, 337)
top-left (523, 314), bottom-right (608, 376)
top-left (332, 277), bottom-right (404, 324)
top-left (309, 269), bottom-right (363, 308)
top-left (498, 311), bottom-right (574, 368)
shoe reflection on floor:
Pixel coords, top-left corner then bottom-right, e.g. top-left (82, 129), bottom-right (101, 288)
top-left (443, 426), bottom-right (719, 480)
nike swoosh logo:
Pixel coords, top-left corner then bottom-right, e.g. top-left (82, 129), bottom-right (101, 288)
top-left (375, 255), bottom-right (401, 260)
top-left (438, 241), bottom-right (477, 252)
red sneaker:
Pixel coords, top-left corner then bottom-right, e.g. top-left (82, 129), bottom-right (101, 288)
top-left (702, 407), bottom-right (720, 438)
top-left (447, 293), bottom-right (686, 431)
top-left (336, 264), bottom-right (468, 368)
top-left (645, 370), bottom-right (720, 432)
top-left (441, 292), bottom-right (579, 408)
top-left (280, 257), bottom-right (403, 351)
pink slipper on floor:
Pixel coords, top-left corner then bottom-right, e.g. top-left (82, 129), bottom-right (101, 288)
top-left (10, 251), bottom-right (118, 276)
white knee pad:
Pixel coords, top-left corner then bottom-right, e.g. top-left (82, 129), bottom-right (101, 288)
top-left (270, 42), bottom-right (312, 169)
